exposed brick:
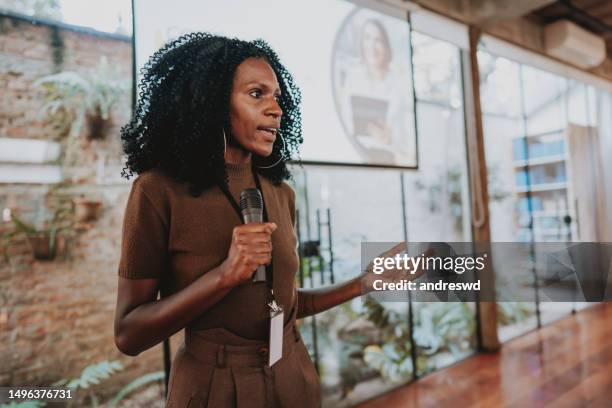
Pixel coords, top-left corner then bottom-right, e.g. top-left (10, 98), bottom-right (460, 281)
top-left (0, 14), bottom-right (161, 401)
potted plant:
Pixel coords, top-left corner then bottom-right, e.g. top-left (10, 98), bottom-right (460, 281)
top-left (4, 191), bottom-right (75, 262)
top-left (9, 215), bottom-right (59, 261)
top-left (34, 56), bottom-right (130, 141)
top-left (73, 195), bottom-right (103, 223)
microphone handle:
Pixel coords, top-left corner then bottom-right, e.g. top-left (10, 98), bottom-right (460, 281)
top-left (243, 212), bottom-right (267, 282)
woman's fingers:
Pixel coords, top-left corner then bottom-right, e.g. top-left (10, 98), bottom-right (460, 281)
top-left (223, 222), bottom-right (278, 286)
top-left (237, 242), bottom-right (272, 253)
top-left (235, 232), bottom-right (273, 244)
top-left (234, 222), bottom-right (277, 234)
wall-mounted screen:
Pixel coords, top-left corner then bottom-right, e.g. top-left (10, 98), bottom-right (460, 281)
top-left (134, 0), bottom-right (418, 168)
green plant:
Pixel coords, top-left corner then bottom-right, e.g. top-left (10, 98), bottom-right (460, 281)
top-left (414, 163), bottom-right (510, 234)
top-left (360, 298), bottom-right (413, 384)
top-left (497, 301), bottom-right (536, 326)
top-left (0, 401), bottom-right (45, 408)
top-left (11, 214), bottom-right (58, 261)
top-left (34, 57), bottom-right (130, 140)
top-left (413, 303), bottom-right (476, 357)
top-left (1, 0), bottom-right (62, 20)
top-left (363, 343), bottom-right (413, 384)
top-left (52, 360), bottom-right (123, 407)
top-left (107, 371), bottom-right (165, 407)
top-left (51, 361), bottom-right (164, 408)
top-left (414, 164), bottom-right (465, 233)
top-left (2, 189), bottom-right (75, 262)
top-left (360, 299), bottom-right (476, 382)
top-left (1, 222), bottom-right (22, 263)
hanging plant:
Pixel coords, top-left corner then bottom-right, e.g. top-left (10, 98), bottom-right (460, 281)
top-left (33, 57), bottom-right (130, 141)
top-left (3, 188), bottom-right (75, 262)
top-left (9, 214), bottom-right (61, 261)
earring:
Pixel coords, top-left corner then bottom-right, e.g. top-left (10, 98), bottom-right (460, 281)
top-left (256, 132), bottom-right (286, 169)
top-left (222, 128), bottom-right (227, 158)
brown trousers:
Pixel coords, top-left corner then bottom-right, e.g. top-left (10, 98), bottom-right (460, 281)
top-left (165, 312), bottom-right (321, 407)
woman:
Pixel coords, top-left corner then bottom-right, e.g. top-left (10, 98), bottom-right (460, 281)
top-left (340, 18), bottom-right (415, 165)
top-left (114, 33), bottom-right (407, 407)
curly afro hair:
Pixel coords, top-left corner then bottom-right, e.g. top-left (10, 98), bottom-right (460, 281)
top-left (120, 32), bottom-right (303, 196)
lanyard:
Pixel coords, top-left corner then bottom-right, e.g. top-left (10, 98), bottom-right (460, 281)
top-left (218, 166), bottom-right (274, 293)
top-left (219, 169), bottom-right (268, 223)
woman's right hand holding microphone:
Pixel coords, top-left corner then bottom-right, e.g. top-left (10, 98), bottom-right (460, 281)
top-left (218, 222), bottom-right (277, 288)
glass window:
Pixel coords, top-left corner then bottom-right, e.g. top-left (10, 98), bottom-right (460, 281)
top-left (480, 52), bottom-right (538, 341)
top-left (289, 30), bottom-right (475, 406)
top-left (521, 66), bottom-right (566, 136)
top-left (408, 33), bottom-right (475, 377)
top-left (479, 50), bottom-right (608, 340)
top-left (289, 166), bottom-right (408, 407)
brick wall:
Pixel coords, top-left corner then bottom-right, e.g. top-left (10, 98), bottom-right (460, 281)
top-left (0, 12), bottom-right (178, 402)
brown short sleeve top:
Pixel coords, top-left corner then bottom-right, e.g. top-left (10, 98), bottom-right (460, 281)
top-left (117, 163), bottom-right (299, 340)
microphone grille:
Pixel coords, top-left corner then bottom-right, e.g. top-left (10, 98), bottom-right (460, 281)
top-left (240, 188), bottom-right (263, 211)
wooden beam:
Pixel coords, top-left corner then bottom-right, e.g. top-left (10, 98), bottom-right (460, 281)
top-left (463, 25), bottom-right (500, 352)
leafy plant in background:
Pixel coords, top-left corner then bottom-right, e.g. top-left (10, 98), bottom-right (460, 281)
top-left (49, 360), bottom-right (164, 408)
top-left (497, 301), bottom-right (536, 326)
top-left (360, 297), bottom-right (413, 384)
top-left (0, 360), bottom-right (163, 408)
top-left (414, 163), bottom-right (510, 234)
top-left (1, 188), bottom-right (75, 262)
top-left (413, 164), bottom-right (465, 233)
top-left (34, 57), bottom-right (130, 141)
top-left (52, 360), bottom-right (123, 407)
top-left (107, 371), bottom-right (165, 408)
top-left (6, 213), bottom-right (59, 261)
top-left (0, 401), bottom-right (46, 408)
top-left (494, 272), bottom-right (536, 326)
top-left (360, 298), bottom-right (477, 383)
top-left (1, 0), bottom-right (62, 20)
top-left (413, 303), bottom-right (476, 356)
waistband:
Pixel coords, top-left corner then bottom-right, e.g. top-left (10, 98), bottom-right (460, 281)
top-left (183, 307), bottom-right (301, 368)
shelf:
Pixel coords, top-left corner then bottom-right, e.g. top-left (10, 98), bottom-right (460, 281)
top-left (518, 227), bottom-right (567, 234)
top-left (520, 237), bottom-right (570, 243)
top-left (516, 182), bottom-right (567, 193)
top-left (513, 155), bottom-right (566, 168)
top-left (512, 128), bottom-right (565, 140)
top-left (528, 210), bottom-right (570, 218)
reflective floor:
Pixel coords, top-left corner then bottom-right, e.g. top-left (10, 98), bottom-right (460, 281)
top-left (358, 303), bottom-right (612, 408)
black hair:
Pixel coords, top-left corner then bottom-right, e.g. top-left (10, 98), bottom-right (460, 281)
top-left (120, 32), bottom-right (302, 196)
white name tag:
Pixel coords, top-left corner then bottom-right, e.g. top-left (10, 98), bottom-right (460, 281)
top-left (268, 306), bottom-right (284, 367)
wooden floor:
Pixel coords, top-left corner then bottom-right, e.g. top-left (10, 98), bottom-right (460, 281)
top-left (358, 303), bottom-right (612, 408)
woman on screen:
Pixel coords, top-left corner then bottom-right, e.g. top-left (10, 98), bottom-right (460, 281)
top-left (339, 18), bottom-right (415, 166)
top-left (113, 33), bottom-right (408, 407)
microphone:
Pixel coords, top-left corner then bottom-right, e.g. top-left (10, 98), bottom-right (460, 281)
top-left (240, 188), bottom-right (267, 282)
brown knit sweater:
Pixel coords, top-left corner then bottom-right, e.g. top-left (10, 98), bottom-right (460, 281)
top-left (117, 163), bottom-right (299, 340)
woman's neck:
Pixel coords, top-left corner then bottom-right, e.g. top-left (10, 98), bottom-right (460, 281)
top-left (225, 145), bottom-right (251, 165)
